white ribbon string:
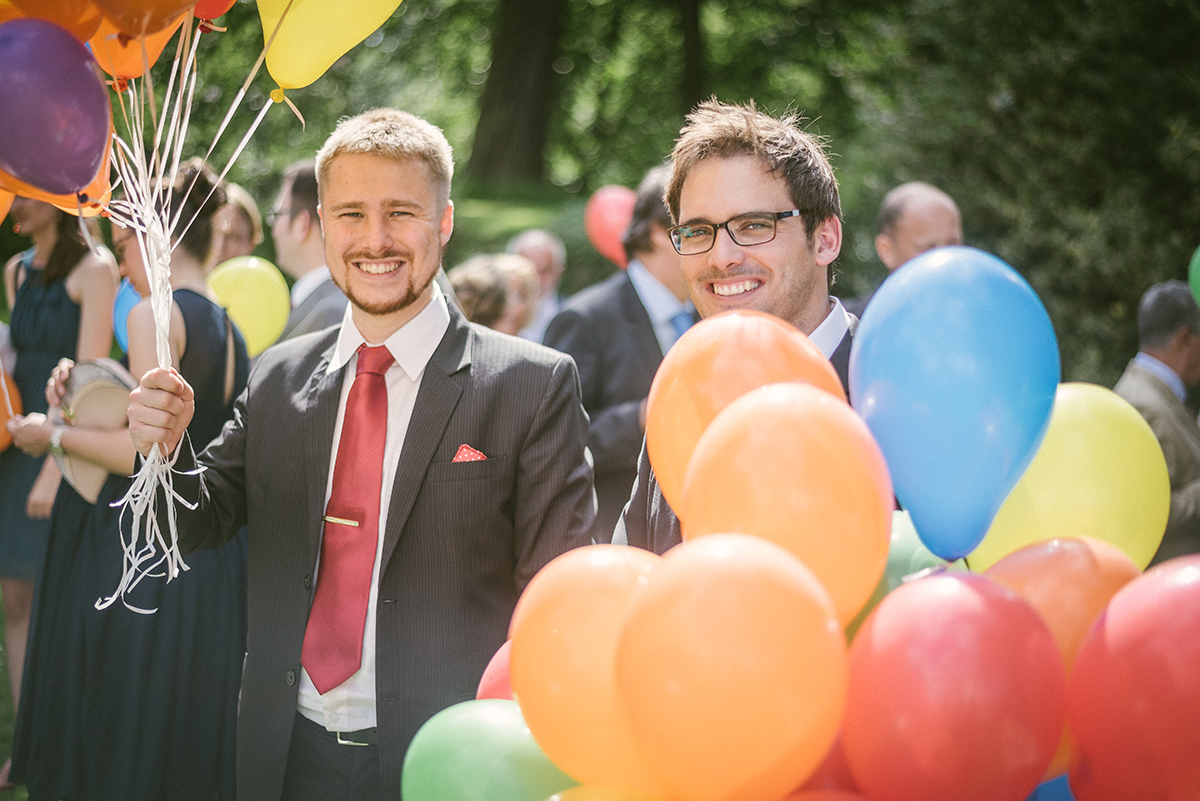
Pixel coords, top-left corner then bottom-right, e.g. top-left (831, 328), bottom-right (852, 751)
top-left (100, 14), bottom-right (277, 613)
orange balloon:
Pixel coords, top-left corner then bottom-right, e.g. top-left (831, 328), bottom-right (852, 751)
top-left (679, 383), bottom-right (892, 625)
top-left (0, 127), bottom-right (113, 216)
top-left (0, 188), bottom-right (13, 222)
top-left (549, 788), bottom-right (664, 801)
top-left (645, 310), bottom-right (846, 511)
top-left (0, 1), bottom-right (24, 23)
top-left (0, 371), bottom-right (23, 454)
top-left (91, 0), bottom-right (194, 37)
top-left (984, 536), bottom-right (1140, 779)
top-left (89, 10), bottom-right (185, 78)
top-left (615, 534), bottom-right (847, 801)
top-left (10, 0), bottom-right (102, 39)
top-left (784, 793), bottom-right (872, 801)
top-left (510, 545), bottom-right (670, 798)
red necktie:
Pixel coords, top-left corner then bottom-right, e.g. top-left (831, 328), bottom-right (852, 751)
top-left (302, 344), bottom-right (393, 694)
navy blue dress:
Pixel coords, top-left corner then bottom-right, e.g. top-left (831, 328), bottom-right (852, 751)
top-left (14, 289), bottom-right (250, 801)
top-left (0, 253), bottom-right (81, 580)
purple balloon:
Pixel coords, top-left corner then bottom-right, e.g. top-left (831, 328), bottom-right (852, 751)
top-left (0, 19), bottom-right (111, 196)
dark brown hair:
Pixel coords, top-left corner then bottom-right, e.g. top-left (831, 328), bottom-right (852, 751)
top-left (40, 211), bottom-right (96, 285)
top-left (665, 99), bottom-right (841, 240)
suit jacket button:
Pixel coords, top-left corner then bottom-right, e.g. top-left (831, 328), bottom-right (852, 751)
top-left (286, 670), bottom-right (296, 686)
top-left (304, 574), bottom-right (312, 590)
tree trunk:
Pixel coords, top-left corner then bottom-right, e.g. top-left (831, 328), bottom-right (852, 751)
top-left (676, 0), bottom-right (707, 115)
top-left (464, 0), bottom-right (568, 183)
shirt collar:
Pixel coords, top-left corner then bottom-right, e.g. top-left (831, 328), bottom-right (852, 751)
top-left (291, 265), bottom-right (331, 307)
top-left (327, 283), bottom-right (451, 381)
top-left (626, 259), bottom-right (692, 324)
top-left (1134, 351), bottom-right (1187, 402)
top-left (807, 296), bottom-right (850, 360)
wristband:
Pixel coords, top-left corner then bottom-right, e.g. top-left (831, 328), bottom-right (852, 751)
top-left (49, 425), bottom-right (66, 457)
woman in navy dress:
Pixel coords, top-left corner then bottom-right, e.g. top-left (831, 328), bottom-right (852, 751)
top-left (9, 161), bottom-right (249, 801)
top-left (0, 200), bottom-right (117, 786)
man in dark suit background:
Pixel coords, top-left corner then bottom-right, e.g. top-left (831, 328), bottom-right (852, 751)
top-left (129, 109), bottom-right (597, 801)
top-left (841, 181), bottom-right (962, 318)
top-left (270, 160), bottom-right (349, 341)
top-left (544, 165), bottom-right (694, 538)
top-left (615, 99), bottom-right (856, 553)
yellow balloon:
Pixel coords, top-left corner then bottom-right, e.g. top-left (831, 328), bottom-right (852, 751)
top-left (969, 382), bottom-right (1168, 571)
top-left (258, 0), bottom-right (403, 90)
top-left (207, 256), bottom-right (290, 357)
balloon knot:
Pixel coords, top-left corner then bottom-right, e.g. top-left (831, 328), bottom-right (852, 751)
top-left (78, 192), bottom-right (90, 203)
top-left (112, 78), bottom-right (130, 93)
top-left (270, 88), bottom-right (286, 104)
top-left (199, 21), bottom-right (226, 33)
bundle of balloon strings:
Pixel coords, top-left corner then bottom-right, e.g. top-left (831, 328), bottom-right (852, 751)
top-left (96, 12), bottom-right (284, 614)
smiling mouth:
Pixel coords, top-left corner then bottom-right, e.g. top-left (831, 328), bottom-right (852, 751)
top-left (352, 258), bottom-right (403, 275)
top-left (712, 279), bottom-right (762, 297)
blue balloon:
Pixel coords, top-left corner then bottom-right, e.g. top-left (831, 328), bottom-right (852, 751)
top-left (112, 278), bottom-right (142, 353)
top-left (1024, 775), bottom-right (1076, 801)
top-left (849, 246), bottom-right (1060, 560)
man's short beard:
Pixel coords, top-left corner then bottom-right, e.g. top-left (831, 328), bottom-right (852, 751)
top-left (343, 277), bottom-right (433, 316)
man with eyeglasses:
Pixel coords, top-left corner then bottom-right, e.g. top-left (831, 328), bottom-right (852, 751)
top-left (615, 99), bottom-right (854, 553)
top-left (271, 160), bottom-right (349, 341)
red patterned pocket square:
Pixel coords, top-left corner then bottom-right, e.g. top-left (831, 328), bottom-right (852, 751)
top-left (452, 444), bottom-right (488, 462)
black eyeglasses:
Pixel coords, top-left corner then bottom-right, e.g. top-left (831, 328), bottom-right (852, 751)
top-left (265, 207), bottom-right (301, 225)
top-left (669, 209), bottom-right (807, 255)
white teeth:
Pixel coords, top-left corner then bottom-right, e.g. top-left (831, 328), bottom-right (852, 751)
top-left (713, 280), bottom-right (759, 297)
top-left (356, 261), bottom-right (399, 275)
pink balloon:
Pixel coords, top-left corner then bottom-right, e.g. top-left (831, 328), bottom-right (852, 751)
top-left (475, 639), bottom-right (514, 700)
top-left (843, 573), bottom-right (1066, 801)
top-left (1067, 555), bottom-right (1200, 801)
top-left (0, 19), bottom-right (111, 196)
top-left (585, 185), bottom-right (636, 268)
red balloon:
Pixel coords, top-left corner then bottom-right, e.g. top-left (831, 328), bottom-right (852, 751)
top-left (1067, 555), bottom-right (1200, 801)
top-left (585, 185), bottom-right (636, 268)
top-left (797, 732), bottom-right (859, 794)
top-left (192, 0), bottom-right (233, 19)
top-left (475, 639), bottom-right (513, 700)
top-left (843, 573), bottom-right (1066, 801)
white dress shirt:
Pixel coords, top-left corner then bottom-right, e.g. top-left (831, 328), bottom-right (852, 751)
top-left (296, 285), bottom-right (451, 732)
top-left (807, 296), bottom-right (852, 360)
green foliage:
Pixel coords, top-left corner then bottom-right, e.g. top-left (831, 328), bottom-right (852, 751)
top-left (842, 0), bottom-right (1200, 383)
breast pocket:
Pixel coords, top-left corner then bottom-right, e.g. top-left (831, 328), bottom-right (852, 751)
top-left (424, 455), bottom-right (510, 484)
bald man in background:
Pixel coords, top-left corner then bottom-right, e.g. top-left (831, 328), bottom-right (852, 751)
top-left (842, 181), bottom-right (962, 318)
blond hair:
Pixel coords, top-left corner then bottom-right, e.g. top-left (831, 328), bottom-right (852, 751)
top-left (315, 108), bottom-right (454, 207)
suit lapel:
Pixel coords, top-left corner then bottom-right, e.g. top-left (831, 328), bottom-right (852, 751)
top-left (304, 341), bottom-right (344, 566)
top-left (379, 306), bottom-right (473, 568)
top-left (619, 274), bottom-right (665, 362)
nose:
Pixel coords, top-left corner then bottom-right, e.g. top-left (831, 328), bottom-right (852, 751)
top-left (362, 213), bottom-right (394, 252)
top-left (706, 224), bottom-right (746, 270)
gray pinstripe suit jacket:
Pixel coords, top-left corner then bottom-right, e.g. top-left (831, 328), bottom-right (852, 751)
top-left (171, 302), bottom-right (598, 801)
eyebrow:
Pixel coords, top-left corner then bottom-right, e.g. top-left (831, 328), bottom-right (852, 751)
top-left (326, 198), bottom-right (424, 213)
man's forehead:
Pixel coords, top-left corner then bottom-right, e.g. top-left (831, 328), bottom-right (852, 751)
top-left (678, 154), bottom-right (790, 221)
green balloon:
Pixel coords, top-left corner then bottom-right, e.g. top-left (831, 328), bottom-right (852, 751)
top-left (846, 510), bottom-right (968, 640)
top-left (1189, 244), bottom-right (1200, 307)
top-left (402, 699), bottom-right (578, 801)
